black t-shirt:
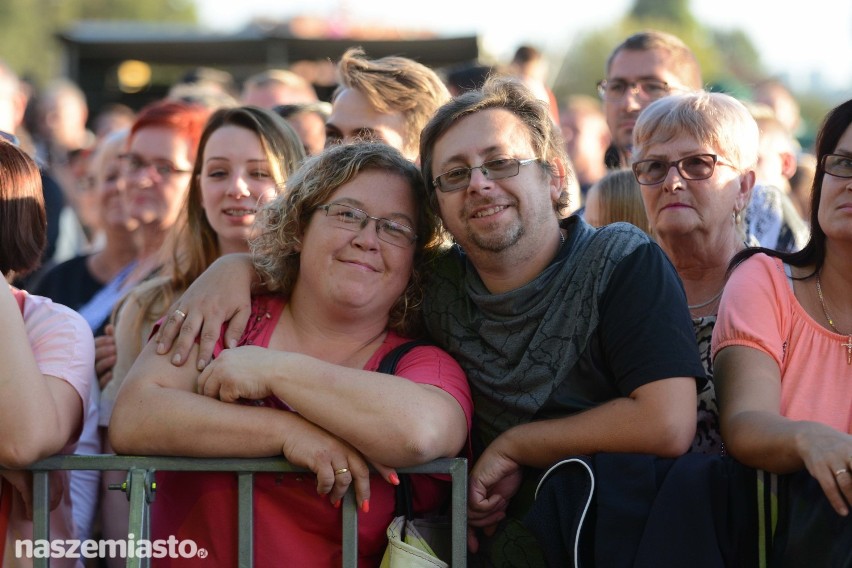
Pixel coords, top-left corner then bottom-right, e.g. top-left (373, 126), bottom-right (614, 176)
top-left (536, 240), bottom-right (706, 421)
top-left (424, 217), bottom-right (705, 447)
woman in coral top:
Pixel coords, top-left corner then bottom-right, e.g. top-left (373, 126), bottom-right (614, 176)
top-left (713, 98), bottom-right (852, 517)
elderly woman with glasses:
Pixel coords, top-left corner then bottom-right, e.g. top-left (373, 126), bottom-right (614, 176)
top-left (713, 99), bottom-right (852, 517)
top-left (109, 142), bottom-right (472, 567)
top-left (630, 91), bottom-right (759, 454)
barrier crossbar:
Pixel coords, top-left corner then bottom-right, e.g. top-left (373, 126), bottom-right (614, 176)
top-left (16, 455), bottom-right (467, 568)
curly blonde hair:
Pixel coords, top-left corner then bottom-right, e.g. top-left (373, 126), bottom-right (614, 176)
top-left (251, 142), bottom-right (442, 337)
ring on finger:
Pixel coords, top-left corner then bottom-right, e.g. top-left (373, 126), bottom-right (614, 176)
top-left (174, 309), bottom-right (187, 319)
top-left (334, 468), bottom-right (349, 476)
top-left (834, 468), bottom-right (848, 477)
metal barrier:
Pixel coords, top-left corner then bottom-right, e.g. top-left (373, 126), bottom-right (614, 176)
top-left (19, 455), bottom-right (467, 568)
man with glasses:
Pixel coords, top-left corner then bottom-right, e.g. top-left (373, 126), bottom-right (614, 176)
top-left (598, 30), bottom-right (702, 168)
top-left (419, 77), bottom-right (705, 566)
top-left (599, 31), bottom-right (806, 253)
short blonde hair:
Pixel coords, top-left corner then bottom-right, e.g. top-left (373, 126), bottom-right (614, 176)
top-left (632, 91), bottom-right (759, 171)
top-left (334, 48), bottom-right (451, 157)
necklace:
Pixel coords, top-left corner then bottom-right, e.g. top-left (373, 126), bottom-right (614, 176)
top-left (688, 288), bottom-right (724, 311)
top-left (559, 229), bottom-right (565, 246)
top-left (815, 270), bottom-right (852, 365)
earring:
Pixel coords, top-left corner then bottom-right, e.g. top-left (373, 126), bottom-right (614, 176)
top-left (732, 208), bottom-right (743, 225)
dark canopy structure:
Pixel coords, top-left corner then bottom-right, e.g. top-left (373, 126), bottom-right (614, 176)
top-left (58, 20), bottom-right (480, 114)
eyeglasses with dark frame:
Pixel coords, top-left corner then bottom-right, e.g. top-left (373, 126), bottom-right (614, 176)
top-left (120, 153), bottom-right (193, 179)
top-left (631, 154), bottom-right (737, 186)
top-left (822, 154), bottom-right (852, 178)
top-left (316, 202), bottom-right (417, 248)
top-left (432, 158), bottom-right (539, 193)
top-left (596, 79), bottom-right (678, 102)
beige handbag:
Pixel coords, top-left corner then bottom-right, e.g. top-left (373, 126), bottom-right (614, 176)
top-left (376, 341), bottom-right (452, 567)
top-left (381, 513), bottom-right (450, 568)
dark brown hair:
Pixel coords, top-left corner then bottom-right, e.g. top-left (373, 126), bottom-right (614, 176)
top-left (0, 140), bottom-right (46, 277)
top-left (605, 30), bottom-right (703, 90)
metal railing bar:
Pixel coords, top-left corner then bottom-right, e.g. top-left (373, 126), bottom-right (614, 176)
top-left (16, 456), bottom-right (467, 568)
top-left (27, 455), bottom-right (462, 475)
top-left (450, 458), bottom-right (468, 567)
top-left (341, 489), bottom-right (358, 567)
top-left (237, 472), bottom-right (253, 568)
top-left (32, 471), bottom-right (50, 568)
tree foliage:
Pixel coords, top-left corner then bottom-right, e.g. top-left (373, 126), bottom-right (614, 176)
top-left (0, 0), bottom-right (196, 87)
top-left (629, 0), bottom-right (695, 27)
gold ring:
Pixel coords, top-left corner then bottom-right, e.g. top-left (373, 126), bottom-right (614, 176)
top-left (834, 468), bottom-right (848, 477)
top-left (174, 309), bottom-right (187, 319)
top-left (334, 468), bottom-right (349, 476)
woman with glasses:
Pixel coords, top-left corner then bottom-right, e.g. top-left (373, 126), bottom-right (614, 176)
top-left (630, 91), bottom-right (759, 454)
top-left (713, 99), bottom-right (852, 516)
top-left (109, 142), bottom-right (472, 566)
top-left (0, 138), bottom-right (96, 554)
top-left (91, 101), bottom-right (211, 392)
top-left (116, 100), bottom-right (211, 287)
top-left (88, 101), bottom-right (209, 564)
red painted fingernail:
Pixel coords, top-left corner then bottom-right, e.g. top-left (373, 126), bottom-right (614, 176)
top-left (361, 499), bottom-right (370, 513)
top-left (333, 499), bottom-right (341, 509)
top-left (388, 473), bottom-right (400, 486)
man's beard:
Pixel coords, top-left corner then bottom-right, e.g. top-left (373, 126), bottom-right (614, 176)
top-left (464, 220), bottom-right (524, 252)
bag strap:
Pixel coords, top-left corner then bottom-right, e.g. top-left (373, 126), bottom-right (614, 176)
top-left (375, 340), bottom-right (433, 520)
top-left (376, 339), bottom-right (432, 375)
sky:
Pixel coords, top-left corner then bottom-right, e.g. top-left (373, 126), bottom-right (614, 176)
top-left (193, 0), bottom-right (852, 96)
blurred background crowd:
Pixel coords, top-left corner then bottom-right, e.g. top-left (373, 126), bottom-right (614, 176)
top-left (1, 0), bottom-right (850, 564)
top-left (1, 0), bottom-right (845, 287)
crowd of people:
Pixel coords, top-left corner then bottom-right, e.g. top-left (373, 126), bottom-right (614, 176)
top-left (0, 28), bottom-right (849, 567)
